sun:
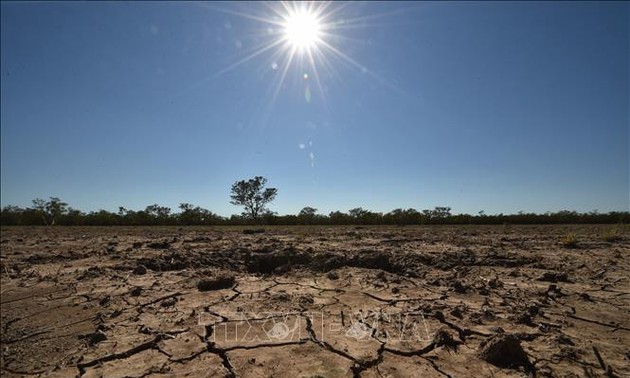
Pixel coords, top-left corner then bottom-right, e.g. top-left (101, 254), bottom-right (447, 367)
top-left (204, 1), bottom-right (394, 107)
top-left (282, 9), bottom-right (322, 50)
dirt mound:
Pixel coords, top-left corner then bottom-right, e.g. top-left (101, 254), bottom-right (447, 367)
top-left (247, 246), bottom-right (312, 273)
top-left (130, 244), bottom-right (535, 278)
top-left (246, 248), bottom-right (403, 275)
top-left (146, 241), bottom-right (171, 249)
top-left (135, 250), bottom-right (243, 272)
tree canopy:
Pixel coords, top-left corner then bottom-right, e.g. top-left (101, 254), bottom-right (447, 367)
top-left (230, 176), bottom-right (278, 219)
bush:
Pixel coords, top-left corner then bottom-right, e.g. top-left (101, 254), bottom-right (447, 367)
top-left (561, 232), bottom-right (578, 248)
top-left (602, 227), bottom-right (622, 243)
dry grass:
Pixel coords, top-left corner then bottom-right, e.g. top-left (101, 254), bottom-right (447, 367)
top-left (602, 227), bottom-right (623, 242)
top-left (562, 232), bottom-right (578, 248)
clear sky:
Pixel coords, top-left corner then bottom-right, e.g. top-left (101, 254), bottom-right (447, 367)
top-left (1, 1), bottom-right (628, 216)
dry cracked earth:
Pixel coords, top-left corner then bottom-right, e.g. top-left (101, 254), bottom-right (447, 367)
top-left (0, 225), bottom-right (628, 378)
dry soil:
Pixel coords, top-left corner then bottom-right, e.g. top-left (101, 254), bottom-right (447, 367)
top-left (1, 225), bottom-right (628, 377)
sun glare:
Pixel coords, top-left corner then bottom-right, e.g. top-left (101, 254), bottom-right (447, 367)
top-left (283, 10), bottom-right (321, 50)
top-left (205, 1), bottom-right (395, 109)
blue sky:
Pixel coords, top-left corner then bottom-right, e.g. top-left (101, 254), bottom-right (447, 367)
top-left (1, 1), bottom-right (628, 216)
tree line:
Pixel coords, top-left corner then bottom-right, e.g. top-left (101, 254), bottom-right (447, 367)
top-left (1, 197), bottom-right (626, 226)
top-left (1, 177), bottom-right (627, 226)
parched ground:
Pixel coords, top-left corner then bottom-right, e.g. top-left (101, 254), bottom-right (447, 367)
top-left (0, 225), bottom-right (628, 378)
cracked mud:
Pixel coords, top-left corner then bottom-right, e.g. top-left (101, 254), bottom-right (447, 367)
top-left (1, 225), bottom-right (628, 377)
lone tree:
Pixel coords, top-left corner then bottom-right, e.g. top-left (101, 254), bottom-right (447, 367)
top-left (230, 176), bottom-right (278, 219)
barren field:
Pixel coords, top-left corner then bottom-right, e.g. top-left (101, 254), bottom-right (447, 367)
top-left (0, 225), bottom-right (628, 377)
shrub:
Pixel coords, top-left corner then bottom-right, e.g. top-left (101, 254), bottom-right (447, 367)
top-left (602, 227), bottom-right (622, 243)
top-left (561, 232), bottom-right (578, 248)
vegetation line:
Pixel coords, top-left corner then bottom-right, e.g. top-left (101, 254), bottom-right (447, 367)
top-left (2, 197), bottom-right (627, 226)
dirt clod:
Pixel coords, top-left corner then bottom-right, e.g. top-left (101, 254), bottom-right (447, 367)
top-left (326, 271), bottom-right (339, 280)
top-left (161, 297), bottom-right (177, 307)
top-left (133, 265), bottom-right (148, 275)
top-left (243, 229), bottom-right (266, 235)
top-left (147, 241), bottom-right (171, 249)
top-left (450, 307), bottom-right (464, 319)
top-left (513, 312), bottom-right (534, 326)
top-left (538, 271), bottom-right (569, 283)
top-left (81, 330), bottom-right (107, 346)
top-left (451, 280), bottom-right (468, 293)
top-left (433, 328), bottom-right (460, 351)
top-left (197, 275), bottom-right (236, 291)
